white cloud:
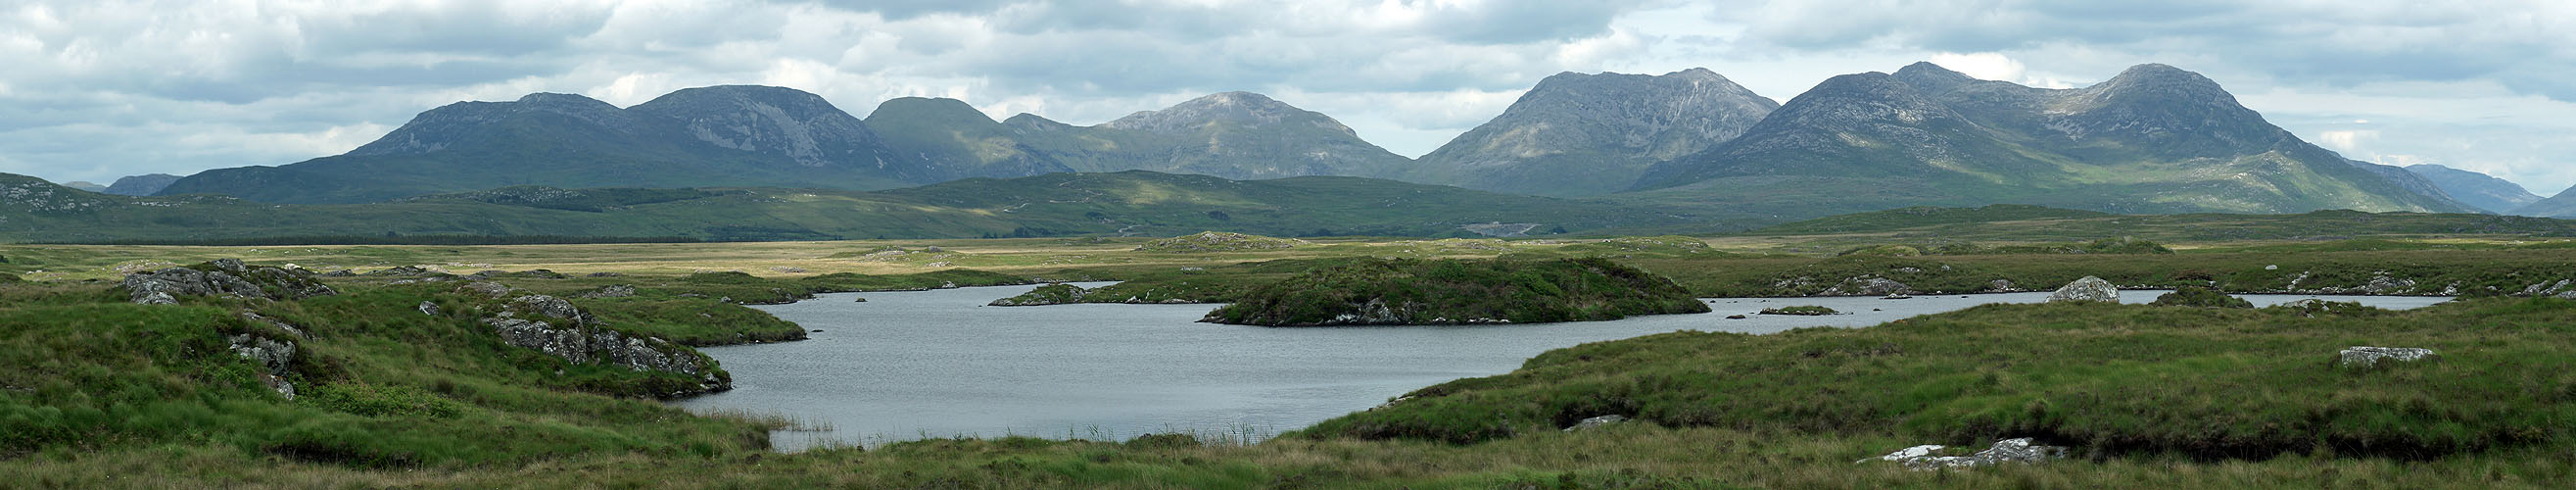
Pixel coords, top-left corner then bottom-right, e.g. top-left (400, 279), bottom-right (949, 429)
top-left (2313, 129), bottom-right (2377, 153)
top-left (0, 0), bottom-right (2566, 196)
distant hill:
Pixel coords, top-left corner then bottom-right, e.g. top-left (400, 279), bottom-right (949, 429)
top-left (1629, 63), bottom-right (2477, 217)
top-left (2515, 184), bottom-right (2576, 219)
top-left (57, 181), bottom-right (107, 192)
top-left (1406, 69), bottom-right (1778, 196)
top-left (2, 171), bottom-right (1709, 243)
top-left (1747, 204), bottom-right (2576, 242)
top-left (102, 173), bottom-right (182, 196)
top-left (2407, 164), bottom-right (2541, 214)
top-left (871, 92), bottom-right (1415, 181)
top-left (157, 86), bottom-right (928, 204)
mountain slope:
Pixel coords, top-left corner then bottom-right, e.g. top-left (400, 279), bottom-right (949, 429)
top-left (157, 87), bottom-right (927, 204)
top-left (871, 92), bottom-right (1415, 181)
top-left (1408, 69), bottom-right (1778, 196)
top-left (102, 173), bottom-right (182, 196)
top-left (3, 171), bottom-right (1706, 243)
top-left (2514, 184), bottom-right (2576, 218)
top-left (2408, 164), bottom-right (2541, 214)
top-left (1628, 63), bottom-right (2476, 218)
top-left (863, 97), bottom-right (1075, 181)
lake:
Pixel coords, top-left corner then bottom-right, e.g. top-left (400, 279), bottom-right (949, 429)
top-left (667, 283), bottom-right (2450, 450)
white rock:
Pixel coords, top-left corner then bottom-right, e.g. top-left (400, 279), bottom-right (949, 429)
top-left (2339, 346), bottom-right (2437, 368)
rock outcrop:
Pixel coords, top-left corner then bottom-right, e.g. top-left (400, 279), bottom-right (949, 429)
top-left (120, 259), bottom-right (337, 305)
top-left (226, 332), bottom-right (298, 399)
top-left (1563, 415), bottom-right (1628, 432)
top-left (2339, 346), bottom-right (2438, 368)
top-left (578, 284), bottom-right (638, 299)
top-left (462, 283), bottom-right (727, 396)
top-left (1865, 438), bottom-right (2069, 470)
top-left (2047, 276), bottom-right (2120, 303)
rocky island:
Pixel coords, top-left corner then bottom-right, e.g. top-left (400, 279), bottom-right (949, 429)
top-left (1200, 257), bottom-right (1709, 326)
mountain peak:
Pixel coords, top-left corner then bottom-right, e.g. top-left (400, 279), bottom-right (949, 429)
top-left (1410, 68), bottom-right (1778, 196)
top-left (1102, 91), bottom-right (1345, 135)
top-left (867, 97), bottom-right (998, 125)
top-left (2086, 64), bottom-right (2230, 102)
top-left (1891, 62), bottom-right (1978, 92)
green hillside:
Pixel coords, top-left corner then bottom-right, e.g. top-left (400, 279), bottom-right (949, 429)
top-left (0, 172), bottom-right (1712, 243)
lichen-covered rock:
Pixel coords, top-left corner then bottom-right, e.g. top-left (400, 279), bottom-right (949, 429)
top-left (457, 281), bottom-right (515, 299)
top-left (1563, 415), bottom-right (1628, 432)
top-left (120, 260), bottom-right (337, 305)
top-left (511, 294), bottom-right (596, 326)
top-left (417, 301), bottom-right (440, 316)
top-left (1865, 438), bottom-right (2068, 470)
top-left (240, 312), bottom-right (310, 339)
top-left (578, 284), bottom-right (638, 299)
top-left (2047, 276), bottom-right (2119, 303)
top-left (1826, 276), bottom-right (1911, 297)
top-left (1985, 279), bottom-right (2017, 292)
top-left (2339, 346), bottom-right (2438, 368)
top-left (476, 293), bottom-right (725, 396)
top-left (367, 266), bottom-right (438, 276)
top-left (226, 332), bottom-right (298, 399)
top-left (485, 317), bottom-right (727, 396)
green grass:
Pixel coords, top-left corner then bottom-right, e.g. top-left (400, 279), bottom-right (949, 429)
top-left (1204, 258), bottom-right (1710, 325)
top-left (1304, 298), bottom-right (2576, 463)
top-left (7, 244), bottom-right (2576, 487)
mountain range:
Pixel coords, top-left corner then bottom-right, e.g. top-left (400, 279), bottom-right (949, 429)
top-left (0, 170), bottom-right (1707, 243)
top-left (1627, 63), bottom-right (2471, 216)
top-left (2403, 164), bottom-right (2543, 214)
top-left (53, 62), bottom-right (2546, 228)
top-left (1402, 69), bottom-right (1779, 196)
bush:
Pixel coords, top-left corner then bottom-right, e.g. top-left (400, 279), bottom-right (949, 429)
top-left (2148, 286), bottom-right (2253, 309)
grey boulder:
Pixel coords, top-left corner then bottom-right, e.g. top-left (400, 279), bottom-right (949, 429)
top-left (2047, 276), bottom-right (2119, 303)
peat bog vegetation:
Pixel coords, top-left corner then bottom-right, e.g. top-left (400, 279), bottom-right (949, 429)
top-left (8, 210), bottom-right (2576, 488)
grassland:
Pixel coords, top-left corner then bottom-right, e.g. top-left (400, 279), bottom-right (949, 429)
top-left (10, 220), bottom-right (2576, 488)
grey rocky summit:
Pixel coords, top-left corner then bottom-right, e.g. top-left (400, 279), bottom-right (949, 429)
top-left (1408, 68), bottom-right (1779, 196)
top-left (1631, 62), bottom-right (2476, 217)
top-left (2047, 276), bottom-right (2120, 303)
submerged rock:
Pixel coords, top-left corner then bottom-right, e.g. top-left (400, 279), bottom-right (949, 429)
top-left (2339, 346), bottom-right (2438, 368)
top-left (1865, 438), bottom-right (2068, 470)
top-left (2047, 276), bottom-right (2119, 303)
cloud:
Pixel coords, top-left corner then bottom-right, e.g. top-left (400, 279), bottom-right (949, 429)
top-left (0, 0), bottom-right (2566, 196)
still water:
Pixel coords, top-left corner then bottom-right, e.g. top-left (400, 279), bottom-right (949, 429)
top-left (668, 283), bottom-right (2448, 450)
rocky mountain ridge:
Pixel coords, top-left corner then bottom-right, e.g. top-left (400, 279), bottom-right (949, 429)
top-left (1407, 69), bottom-right (1779, 196)
top-left (1628, 63), bottom-right (2477, 216)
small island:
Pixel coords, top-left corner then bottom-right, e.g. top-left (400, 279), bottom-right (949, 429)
top-left (1200, 257), bottom-right (1710, 326)
top-left (988, 283), bottom-right (1091, 306)
top-left (1759, 306), bottom-right (1840, 316)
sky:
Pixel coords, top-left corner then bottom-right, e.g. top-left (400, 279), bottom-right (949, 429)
top-left (4, 0), bottom-right (2573, 195)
